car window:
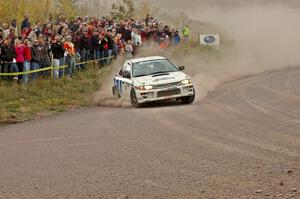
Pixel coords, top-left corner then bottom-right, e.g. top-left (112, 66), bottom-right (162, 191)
top-left (124, 64), bottom-right (131, 72)
top-left (132, 59), bottom-right (178, 78)
top-left (119, 63), bottom-right (131, 78)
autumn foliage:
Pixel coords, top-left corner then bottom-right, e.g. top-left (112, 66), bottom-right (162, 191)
top-left (0, 0), bottom-right (77, 28)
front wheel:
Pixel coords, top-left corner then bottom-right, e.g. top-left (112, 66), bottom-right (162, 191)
top-left (130, 89), bottom-right (143, 108)
top-left (181, 89), bottom-right (195, 104)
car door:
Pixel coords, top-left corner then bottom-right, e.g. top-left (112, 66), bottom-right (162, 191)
top-left (114, 62), bottom-right (132, 98)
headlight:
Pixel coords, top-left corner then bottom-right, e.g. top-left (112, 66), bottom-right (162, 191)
top-left (136, 85), bottom-right (153, 90)
top-left (144, 85), bottom-right (153, 90)
top-left (181, 79), bottom-right (192, 85)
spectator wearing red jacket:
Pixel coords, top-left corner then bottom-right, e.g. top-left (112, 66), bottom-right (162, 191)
top-left (15, 39), bottom-right (25, 81)
top-left (23, 39), bottom-right (32, 83)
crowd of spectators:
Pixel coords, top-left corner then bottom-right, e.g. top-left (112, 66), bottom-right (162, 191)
top-left (0, 14), bottom-right (185, 83)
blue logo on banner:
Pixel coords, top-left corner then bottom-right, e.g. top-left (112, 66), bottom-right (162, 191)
top-left (204, 36), bottom-right (216, 44)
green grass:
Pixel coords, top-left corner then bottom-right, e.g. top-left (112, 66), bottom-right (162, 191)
top-left (0, 66), bottom-right (103, 126)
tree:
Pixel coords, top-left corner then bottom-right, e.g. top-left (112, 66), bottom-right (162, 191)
top-left (110, 0), bottom-right (135, 20)
top-left (0, 0), bottom-right (56, 27)
top-left (160, 11), bottom-right (190, 30)
top-left (56, 0), bottom-right (78, 18)
top-left (0, 0), bottom-right (78, 33)
top-left (136, 0), bottom-right (160, 18)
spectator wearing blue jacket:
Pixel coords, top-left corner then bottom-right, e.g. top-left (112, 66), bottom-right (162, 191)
top-left (172, 30), bottom-right (181, 45)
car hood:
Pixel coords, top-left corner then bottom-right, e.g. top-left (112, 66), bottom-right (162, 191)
top-left (133, 71), bottom-right (189, 86)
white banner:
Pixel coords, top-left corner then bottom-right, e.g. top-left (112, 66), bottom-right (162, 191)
top-left (199, 34), bottom-right (220, 49)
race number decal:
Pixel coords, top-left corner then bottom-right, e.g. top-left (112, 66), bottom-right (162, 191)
top-left (114, 78), bottom-right (123, 94)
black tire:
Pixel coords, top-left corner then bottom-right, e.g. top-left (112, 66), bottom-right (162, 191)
top-left (181, 89), bottom-right (196, 104)
top-left (130, 89), bottom-right (142, 108)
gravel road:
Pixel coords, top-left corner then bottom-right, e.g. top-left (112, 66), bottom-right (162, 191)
top-left (0, 67), bottom-right (299, 199)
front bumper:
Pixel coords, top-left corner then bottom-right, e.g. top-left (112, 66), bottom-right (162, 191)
top-left (135, 84), bottom-right (195, 103)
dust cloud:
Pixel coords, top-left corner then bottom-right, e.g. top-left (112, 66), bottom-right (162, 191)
top-left (95, 1), bottom-right (300, 105)
top-left (160, 2), bottom-right (300, 101)
top-left (93, 58), bottom-right (131, 108)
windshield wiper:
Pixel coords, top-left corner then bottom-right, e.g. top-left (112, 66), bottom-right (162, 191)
top-left (134, 74), bottom-right (147, 78)
top-left (134, 71), bottom-right (173, 78)
top-left (151, 71), bottom-right (171, 75)
top-left (151, 71), bottom-right (171, 77)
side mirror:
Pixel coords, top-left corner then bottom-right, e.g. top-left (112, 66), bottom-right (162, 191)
top-left (178, 66), bottom-right (185, 71)
top-left (123, 71), bottom-right (131, 79)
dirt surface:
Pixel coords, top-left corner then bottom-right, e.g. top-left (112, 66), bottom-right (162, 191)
top-left (0, 66), bottom-right (299, 199)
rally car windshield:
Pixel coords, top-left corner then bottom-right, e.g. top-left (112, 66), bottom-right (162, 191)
top-left (132, 59), bottom-right (179, 78)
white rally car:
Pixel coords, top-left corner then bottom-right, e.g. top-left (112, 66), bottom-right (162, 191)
top-left (112, 56), bottom-right (195, 108)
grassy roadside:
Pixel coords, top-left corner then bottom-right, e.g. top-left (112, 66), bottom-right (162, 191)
top-left (0, 65), bottom-right (103, 126)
